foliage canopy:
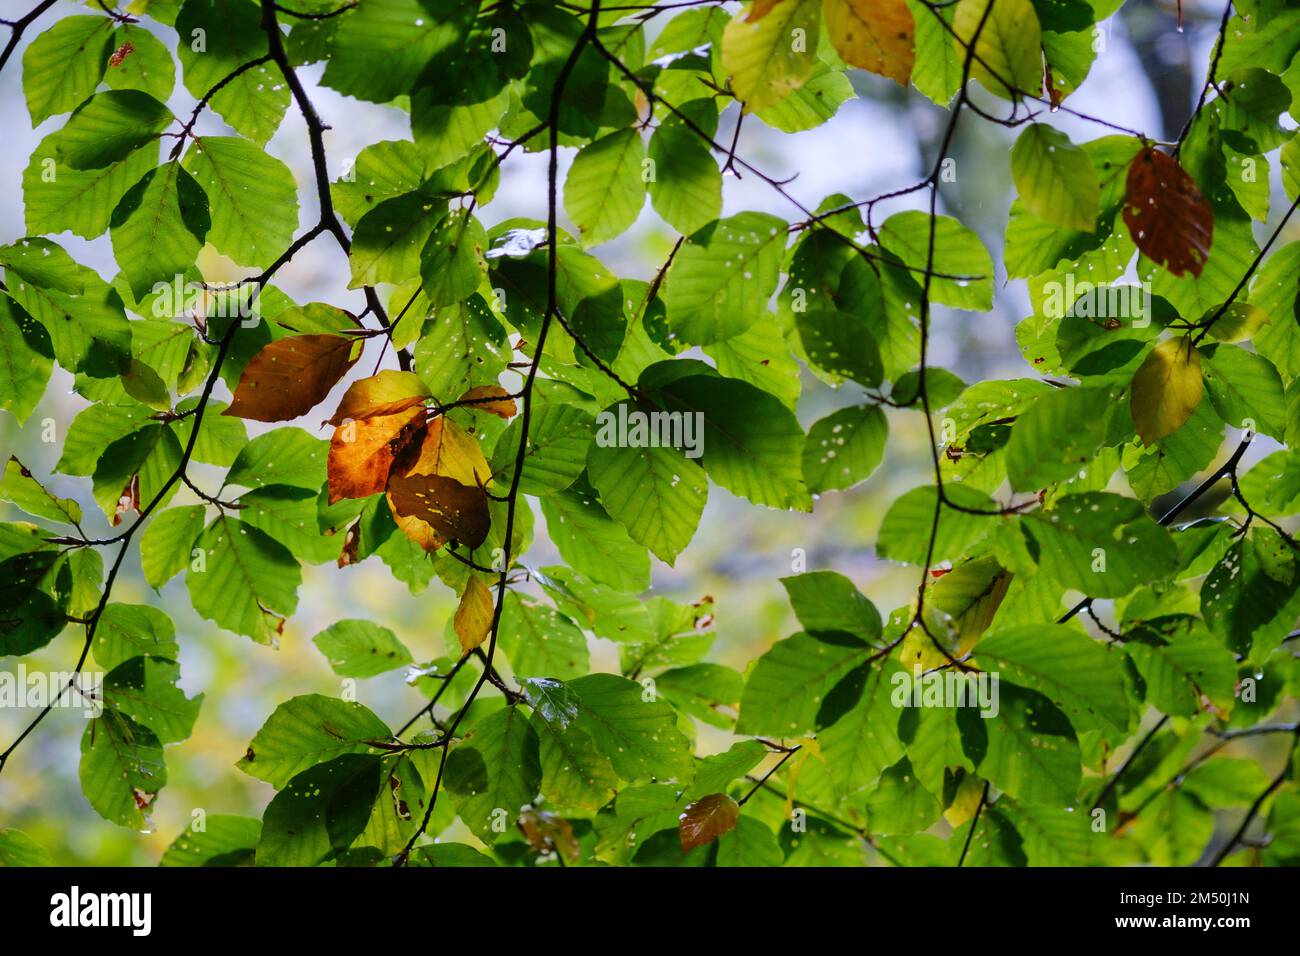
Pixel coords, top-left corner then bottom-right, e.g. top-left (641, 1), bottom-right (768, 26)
top-left (1, 0), bottom-right (1300, 869)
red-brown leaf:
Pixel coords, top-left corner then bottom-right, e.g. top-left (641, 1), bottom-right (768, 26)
top-left (386, 472), bottom-right (490, 550)
top-left (678, 792), bottom-right (740, 852)
top-left (327, 406), bottom-right (425, 503)
top-left (225, 334), bottom-right (359, 422)
top-left (1122, 147), bottom-right (1214, 278)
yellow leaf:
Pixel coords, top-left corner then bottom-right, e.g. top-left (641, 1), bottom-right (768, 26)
top-left (821, 0), bottom-right (915, 85)
top-left (399, 417), bottom-right (492, 488)
top-left (952, 0), bottom-right (1043, 101)
top-left (328, 370), bottom-right (431, 425)
top-left (454, 577), bottom-right (495, 656)
top-left (1130, 337), bottom-right (1204, 445)
top-left (456, 384), bottom-right (517, 419)
top-left (943, 773), bottom-right (985, 827)
top-left (722, 0), bottom-right (821, 112)
top-left (1204, 302), bottom-right (1269, 343)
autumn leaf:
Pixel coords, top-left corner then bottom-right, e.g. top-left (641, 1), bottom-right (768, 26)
top-left (453, 577), bottom-right (495, 656)
top-left (456, 384), bottom-right (517, 419)
top-left (747, 0), bottom-right (784, 20)
top-left (679, 792), bottom-right (741, 852)
top-left (821, 0), bottom-right (914, 85)
top-left (396, 416), bottom-right (493, 489)
top-left (225, 334), bottom-right (360, 423)
top-left (1130, 337), bottom-right (1204, 445)
top-left (327, 407), bottom-right (425, 503)
top-left (328, 370), bottom-right (431, 425)
top-left (386, 472), bottom-right (490, 550)
top-left (1123, 147), bottom-right (1214, 278)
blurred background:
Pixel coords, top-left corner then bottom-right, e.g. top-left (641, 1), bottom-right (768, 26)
top-left (0, 0), bottom-right (1281, 864)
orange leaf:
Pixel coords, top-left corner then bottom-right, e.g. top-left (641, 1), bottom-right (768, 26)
top-left (519, 808), bottom-right (580, 863)
top-left (397, 416), bottom-right (492, 488)
top-left (225, 334), bottom-right (359, 422)
top-left (328, 370), bottom-right (431, 425)
top-left (822, 0), bottom-right (915, 85)
top-left (327, 406), bottom-right (425, 503)
top-left (456, 384), bottom-right (517, 419)
top-left (1122, 147), bottom-right (1214, 278)
top-left (747, 0), bottom-right (785, 21)
top-left (386, 472), bottom-right (491, 550)
top-left (453, 577), bottom-right (495, 655)
top-left (678, 793), bottom-right (740, 852)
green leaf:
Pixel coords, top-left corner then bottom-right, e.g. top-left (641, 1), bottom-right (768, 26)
top-left (182, 137), bottom-right (299, 268)
top-left (257, 754), bottom-right (382, 866)
top-left (565, 128), bottom-right (647, 246)
top-left (103, 656), bottom-right (203, 744)
top-left (1022, 491), bottom-right (1179, 598)
top-left (952, 0), bottom-right (1043, 100)
top-left (737, 631), bottom-right (874, 737)
top-left (110, 163), bottom-right (211, 301)
top-left (104, 24), bottom-right (176, 103)
top-left (879, 211), bottom-right (994, 311)
top-left (499, 592), bottom-right (590, 681)
top-left (444, 706), bottom-right (541, 843)
top-left (655, 663), bottom-right (744, 729)
top-left (970, 684), bottom-right (1080, 805)
top-left (664, 212), bottom-right (788, 344)
top-left (22, 16), bottom-right (114, 125)
top-left (238, 694), bottom-right (392, 789)
top-left (568, 673), bottom-right (695, 781)
top-left (419, 210), bottom-right (489, 306)
top-left (80, 709), bottom-right (166, 829)
top-left (140, 505), bottom-right (206, 589)
top-left (56, 91), bottom-right (171, 170)
top-left (0, 456), bottom-right (82, 526)
top-left (795, 309), bottom-right (884, 387)
top-left (649, 372), bottom-right (811, 510)
top-left (1005, 385), bottom-right (1117, 491)
top-left (492, 402), bottom-right (594, 496)
top-left (161, 815), bottom-right (260, 867)
top-left (0, 829), bottom-right (54, 867)
top-left (0, 297), bottom-right (53, 424)
top-left (586, 432), bottom-right (707, 564)
top-left (876, 484), bottom-right (997, 566)
top-left (226, 428), bottom-right (327, 492)
top-left (186, 516), bottom-right (302, 644)
top-left (647, 114), bottom-right (722, 236)
top-left (781, 570), bottom-right (883, 642)
top-left (721, 0), bottom-right (821, 112)
top-left (539, 481), bottom-right (650, 592)
top-left (1202, 344), bottom-right (1287, 438)
top-left (93, 603), bottom-right (179, 671)
top-left (1011, 124), bottom-right (1101, 231)
top-left (973, 624), bottom-right (1130, 735)
top-left (1124, 617), bottom-right (1237, 718)
top-left (312, 619), bottom-right (413, 678)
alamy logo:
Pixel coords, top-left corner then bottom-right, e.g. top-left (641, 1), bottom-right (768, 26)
top-left (891, 665), bottom-right (1000, 718)
top-left (150, 276), bottom-right (256, 323)
top-left (594, 404), bottom-right (704, 459)
top-left (50, 886), bottom-right (151, 936)
top-left (0, 666), bottom-right (102, 717)
top-left (1042, 274), bottom-right (1151, 326)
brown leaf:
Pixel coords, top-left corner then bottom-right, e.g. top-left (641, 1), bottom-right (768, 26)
top-left (822, 0), bottom-right (915, 85)
top-left (225, 334), bottom-right (359, 422)
top-left (108, 42), bottom-right (134, 68)
top-left (453, 577), bottom-right (495, 656)
top-left (519, 808), bottom-right (581, 863)
top-left (328, 369), bottom-right (431, 425)
top-left (747, 0), bottom-right (784, 21)
top-left (396, 416), bottom-right (492, 488)
top-left (112, 474), bottom-right (140, 526)
top-left (386, 472), bottom-right (490, 550)
top-left (456, 384), bottom-right (517, 420)
top-left (327, 406), bottom-right (426, 503)
top-left (678, 792), bottom-right (740, 852)
top-left (1122, 148), bottom-right (1214, 278)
